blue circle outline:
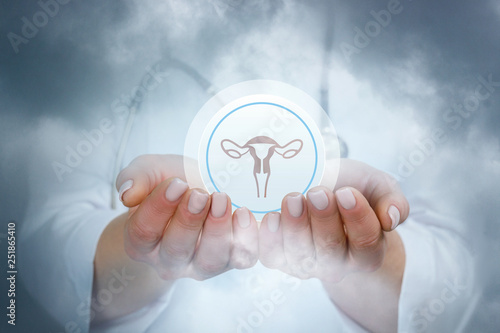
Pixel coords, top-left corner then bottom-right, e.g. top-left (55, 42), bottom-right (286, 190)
top-left (206, 102), bottom-right (318, 214)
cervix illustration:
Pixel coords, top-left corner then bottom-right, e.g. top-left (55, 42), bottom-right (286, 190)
top-left (221, 136), bottom-right (303, 198)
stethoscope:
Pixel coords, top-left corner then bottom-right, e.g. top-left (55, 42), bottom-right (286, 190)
top-left (110, 55), bottom-right (221, 208)
top-left (110, 9), bottom-right (348, 209)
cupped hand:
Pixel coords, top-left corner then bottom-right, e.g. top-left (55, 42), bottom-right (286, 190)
top-left (115, 155), bottom-right (259, 281)
top-left (258, 159), bottom-right (410, 283)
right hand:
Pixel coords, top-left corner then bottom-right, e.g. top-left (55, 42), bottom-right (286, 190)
top-left (116, 154), bottom-right (259, 281)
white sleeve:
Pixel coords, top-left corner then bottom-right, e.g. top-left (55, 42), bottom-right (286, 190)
top-left (396, 194), bottom-right (480, 333)
top-left (19, 118), bottom-right (170, 333)
top-left (329, 191), bottom-right (479, 333)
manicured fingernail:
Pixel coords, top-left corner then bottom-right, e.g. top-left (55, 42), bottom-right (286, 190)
top-left (287, 194), bottom-right (303, 218)
top-left (188, 190), bottom-right (209, 214)
top-left (308, 190), bottom-right (329, 211)
top-left (336, 188), bottom-right (356, 210)
top-left (236, 208), bottom-right (250, 229)
top-left (165, 178), bottom-right (189, 202)
top-left (119, 180), bottom-right (133, 202)
top-left (267, 213), bottom-right (280, 233)
top-left (211, 192), bottom-right (228, 218)
top-left (388, 205), bottom-right (401, 230)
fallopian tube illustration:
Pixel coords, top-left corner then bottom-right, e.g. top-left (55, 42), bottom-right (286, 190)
top-left (221, 136), bottom-right (303, 198)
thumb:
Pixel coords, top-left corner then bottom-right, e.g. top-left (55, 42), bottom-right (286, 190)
top-left (116, 154), bottom-right (186, 207)
top-left (365, 172), bottom-right (410, 232)
top-left (333, 159), bottom-right (410, 232)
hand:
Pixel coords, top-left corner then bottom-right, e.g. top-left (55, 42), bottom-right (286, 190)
top-left (116, 155), bottom-right (259, 281)
top-left (258, 158), bottom-right (410, 282)
top-left (258, 159), bottom-right (410, 332)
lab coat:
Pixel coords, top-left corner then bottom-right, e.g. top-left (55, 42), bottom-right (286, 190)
top-left (19, 72), bottom-right (479, 333)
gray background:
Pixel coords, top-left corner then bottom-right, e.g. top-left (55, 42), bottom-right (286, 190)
top-left (1, 0), bottom-right (499, 331)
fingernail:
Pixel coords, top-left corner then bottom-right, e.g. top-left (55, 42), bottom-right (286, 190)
top-left (287, 194), bottom-right (303, 218)
top-left (211, 192), bottom-right (228, 218)
top-left (388, 205), bottom-right (401, 230)
top-left (165, 178), bottom-right (189, 202)
top-left (336, 188), bottom-right (356, 210)
top-left (236, 208), bottom-right (250, 229)
top-left (308, 190), bottom-right (329, 211)
top-left (119, 180), bottom-right (133, 202)
top-left (188, 190), bottom-right (209, 215)
top-left (267, 213), bottom-right (280, 233)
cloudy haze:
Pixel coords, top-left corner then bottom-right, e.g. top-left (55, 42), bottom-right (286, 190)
top-left (1, 0), bottom-right (499, 331)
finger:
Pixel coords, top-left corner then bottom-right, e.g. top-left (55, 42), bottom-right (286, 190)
top-left (191, 193), bottom-right (233, 280)
top-left (116, 154), bottom-right (186, 207)
top-left (306, 187), bottom-right (347, 280)
top-left (157, 188), bottom-right (211, 278)
top-left (335, 187), bottom-right (386, 272)
top-left (125, 177), bottom-right (189, 258)
top-left (230, 207), bottom-right (259, 270)
top-left (281, 194), bottom-right (316, 278)
top-left (259, 213), bottom-right (287, 270)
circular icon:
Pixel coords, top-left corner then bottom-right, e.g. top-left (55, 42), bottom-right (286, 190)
top-left (184, 80), bottom-right (340, 220)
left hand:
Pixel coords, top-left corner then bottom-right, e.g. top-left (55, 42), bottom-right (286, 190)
top-left (258, 159), bottom-right (410, 283)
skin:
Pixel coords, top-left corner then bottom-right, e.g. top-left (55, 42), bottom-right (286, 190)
top-left (92, 155), bottom-right (259, 323)
top-left (93, 155), bottom-right (409, 332)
